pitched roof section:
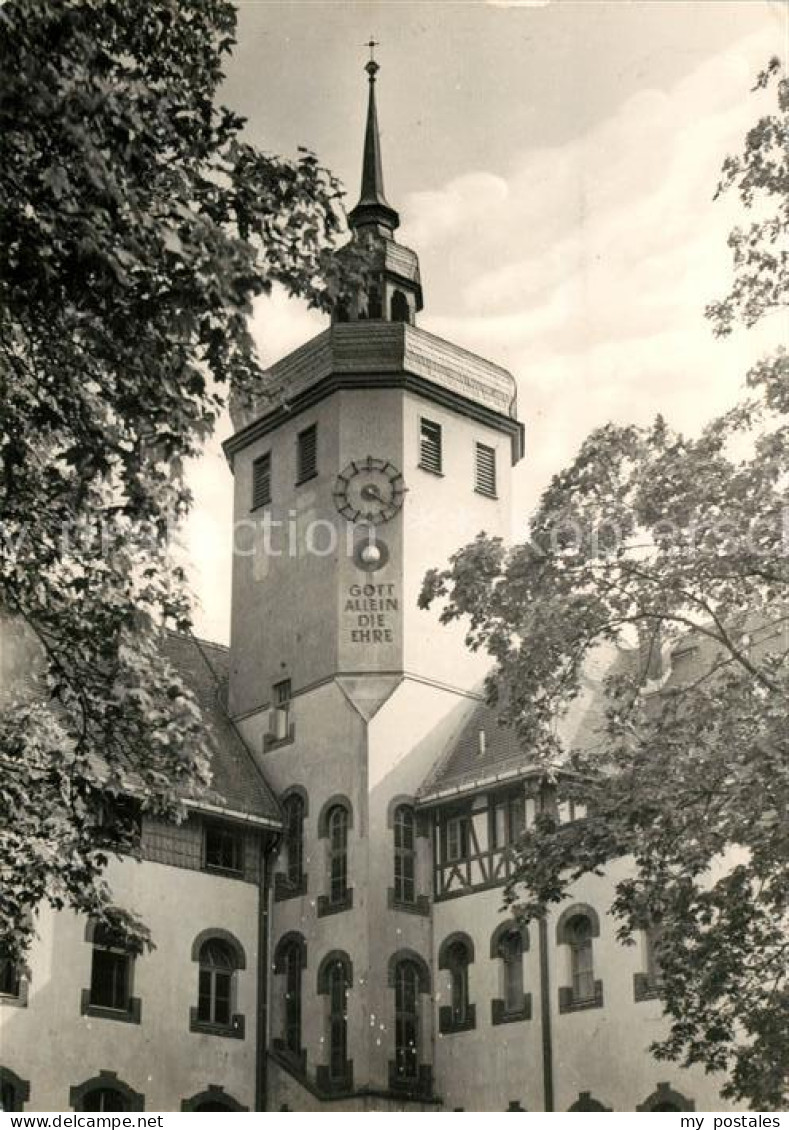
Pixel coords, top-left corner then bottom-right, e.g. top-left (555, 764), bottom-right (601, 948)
top-left (163, 632), bottom-right (281, 826)
top-left (417, 701), bottom-right (536, 804)
top-left (417, 644), bottom-right (638, 805)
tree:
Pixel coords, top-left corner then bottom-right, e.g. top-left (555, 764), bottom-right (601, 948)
top-left (0, 0), bottom-right (354, 964)
top-left (421, 59), bottom-right (788, 1109)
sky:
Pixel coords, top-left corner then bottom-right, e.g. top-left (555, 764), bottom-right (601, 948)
top-left (184, 0), bottom-right (788, 643)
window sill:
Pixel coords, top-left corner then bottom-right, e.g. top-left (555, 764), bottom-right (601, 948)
top-left (418, 464), bottom-right (444, 477)
top-left (0, 982), bottom-right (28, 1008)
top-left (438, 1003), bottom-right (476, 1034)
top-left (203, 863), bottom-right (245, 880)
top-left (317, 890), bottom-right (354, 918)
top-left (316, 1064), bottom-right (354, 1095)
top-left (474, 488), bottom-right (498, 500)
top-left (274, 873), bottom-right (308, 902)
top-left (263, 725), bottom-right (296, 753)
top-left (189, 1007), bottom-right (245, 1039)
top-left (272, 1040), bottom-right (307, 1075)
top-left (558, 981), bottom-right (603, 1014)
top-left (491, 995), bottom-right (532, 1025)
top-left (387, 890), bottom-right (430, 916)
top-left (633, 972), bottom-right (663, 1002)
top-left (249, 500), bottom-right (272, 514)
top-left (388, 1063), bottom-right (433, 1099)
top-left (80, 989), bottom-right (141, 1024)
top-left (295, 472), bottom-right (318, 487)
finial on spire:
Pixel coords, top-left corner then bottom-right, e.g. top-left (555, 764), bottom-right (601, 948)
top-left (348, 39), bottom-right (399, 236)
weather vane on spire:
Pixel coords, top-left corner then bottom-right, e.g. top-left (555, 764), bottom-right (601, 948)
top-left (364, 37), bottom-right (380, 78)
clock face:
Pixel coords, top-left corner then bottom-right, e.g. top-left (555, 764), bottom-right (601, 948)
top-left (333, 456), bottom-right (406, 524)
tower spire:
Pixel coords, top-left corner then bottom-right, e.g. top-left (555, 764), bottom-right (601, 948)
top-left (349, 42), bottom-right (400, 235)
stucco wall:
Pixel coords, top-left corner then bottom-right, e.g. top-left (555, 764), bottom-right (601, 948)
top-left (2, 855), bottom-right (260, 1112)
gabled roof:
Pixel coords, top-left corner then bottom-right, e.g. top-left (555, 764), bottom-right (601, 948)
top-left (0, 614), bottom-right (280, 827)
top-left (162, 632), bottom-right (281, 827)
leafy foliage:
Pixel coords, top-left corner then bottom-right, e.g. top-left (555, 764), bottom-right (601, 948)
top-left (421, 60), bottom-right (788, 1109)
top-left (0, 0), bottom-right (351, 963)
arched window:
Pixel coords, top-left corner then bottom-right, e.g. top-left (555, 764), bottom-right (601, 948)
top-left (568, 915), bottom-right (594, 1001)
top-left (83, 1089), bottom-right (127, 1112)
top-left (272, 934), bottom-right (306, 1059)
top-left (70, 1073), bottom-right (143, 1113)
top-left (393, 805), bottom-right (416, 905)
top-left (198, 938), bottom-right (235, 1027)
top-left (490, 922), bottom-right (530, 1024)
top-left (283, 793), bottom-right (305, 888)
top-left (501, 931), bottom-right (524, 1013)
top-left (394, 961), bottom-right (420, 1082)
top-left (182, 1087), bottom-right (248, 1112)
top-left (637, 1083), bottom-right (695, 1112)
top-left (556, 905), bottom-right (602, 1013)
top-left (327, 805), bottom-right (349, 905)
top-left (391, 290), bottom-right (410, 323)
top-left (0, 1068), bottom-right (30, 1113)
top-left (438, 933), bottom-right (475, 1033)
top-left (190, 929), bottom-right (246, 1037)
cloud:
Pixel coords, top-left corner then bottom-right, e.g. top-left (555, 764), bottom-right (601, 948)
top-left (399, 25), bottom-right (782, 518)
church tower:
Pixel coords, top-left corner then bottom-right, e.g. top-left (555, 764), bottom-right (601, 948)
top-left (223, 56), bottom-right (524, 1110)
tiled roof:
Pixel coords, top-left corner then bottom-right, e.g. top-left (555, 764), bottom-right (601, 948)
top-left (0, 615), bottom-right (280, 826)
top-left (417, 644), bottom-right (638, 804)
top-left (162, 632), bottom-right (281, 825)
top-left (417, 701), bottom-right (536, 803)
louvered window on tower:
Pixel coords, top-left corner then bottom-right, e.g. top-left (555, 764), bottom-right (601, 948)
top-left (297, 424), bottom-right (318, 484)
top-left (419, 418), bottom-right (442, 474)
top-left (475, 442), bottom-right (497, 497)
top-left (252, 452), bottom-right (271, 510)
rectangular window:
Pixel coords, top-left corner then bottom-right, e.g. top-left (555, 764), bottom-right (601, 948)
top-left (271, 678), bottom-right (292, 741)
top-left (204, 824), bottom-right (244, 874)
top-left (90, 948), bottom-right (129, 1011)
top-left (419, 418), bottom-right (443, 474)
top-left (0, 946), bottom-right (20, 998)
top-left (252, 452), bottom-right (272, 510)
top-left (475, 442), bottom-right (497, 497)
top-left (296, 424), bottom-right (318, 484)
top-left (445, 815), bottom-right (469, 862)
top-left (492, 794), bottom-right (526, 847)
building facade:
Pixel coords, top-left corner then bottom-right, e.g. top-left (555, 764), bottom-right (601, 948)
top-left (1, 62), bottom-right (736, 1113)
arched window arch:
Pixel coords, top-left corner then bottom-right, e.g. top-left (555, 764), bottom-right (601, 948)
top-left (568, 1092), bottom-right (611, 1112)
top-left (283, 792), bottom-right (306, 888)
top-left (438, 932), bottom-right (475, 1033)
top-left (393, 804), bottom-right (416, 905)
top-left (317, 951), bottom-right (353, 1090)
top-left (637, 1083), bottom-right (695, 1112)
top-left (391, 289), bottom-right (410, 323)
top-left (0, 1067), bottom-right (30, 1112)
top-left (273, 933), bottom-right (306, 1060)
top-left (556, 905), bottom-right (602, 1013)
top-left (70, 1072), bottom-right (143, 1113)
top-left (181, 1086), bottom-right (248, 1112)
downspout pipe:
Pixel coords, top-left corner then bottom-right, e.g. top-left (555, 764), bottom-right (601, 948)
top-left (538, 917), bottom-right (554, 1111)
top-left (256, 840), bottom-right (277, 1112)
